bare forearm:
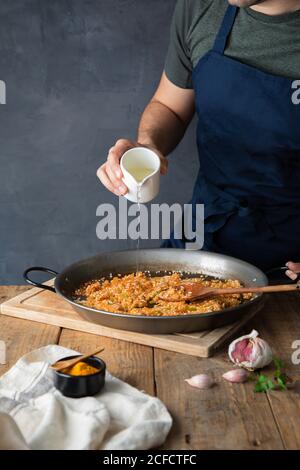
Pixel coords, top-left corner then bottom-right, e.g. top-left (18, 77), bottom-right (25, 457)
top-left (137, 99), bottom-right (187, 156)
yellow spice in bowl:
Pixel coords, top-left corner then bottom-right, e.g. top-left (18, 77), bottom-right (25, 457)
top-left (65, 361), bottom-right (99, 376)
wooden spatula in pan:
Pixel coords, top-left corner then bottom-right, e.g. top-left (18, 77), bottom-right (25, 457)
top-left (159, 282), bottom-right (300, 303)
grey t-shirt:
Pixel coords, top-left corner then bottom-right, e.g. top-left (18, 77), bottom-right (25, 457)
top-left (165, 0), bottom-right (300, 88)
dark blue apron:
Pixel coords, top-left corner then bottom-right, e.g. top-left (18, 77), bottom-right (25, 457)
top-left (163, 5), bottom-right (300, 271)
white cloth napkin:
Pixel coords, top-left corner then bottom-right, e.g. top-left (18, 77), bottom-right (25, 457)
top-left (0, 345), bottom-right (172, 450)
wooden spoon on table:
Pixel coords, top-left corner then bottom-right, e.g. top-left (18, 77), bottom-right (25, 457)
top-left (51, 347), bottom-right (105, 372)
top-left (159, 282), bottom-right (300, 303)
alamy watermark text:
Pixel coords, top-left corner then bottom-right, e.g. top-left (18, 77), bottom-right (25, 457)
top-left (0, 80), bottom-right (6, 104)
top-left (96, 198), bottom-right (204, 250)
top-left (292, 80), bottom-right (300, 105)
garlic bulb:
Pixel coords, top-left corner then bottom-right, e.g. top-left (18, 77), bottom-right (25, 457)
top-left (222, 369), bottom-right (249, 383)
top-left (185, 374), bottom-right (213, 389)
top-left (228, 329), bottom-right (273, 370)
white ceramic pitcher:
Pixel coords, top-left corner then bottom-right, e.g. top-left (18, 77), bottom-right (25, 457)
top-left (120, 147), bottom-right (161, 203)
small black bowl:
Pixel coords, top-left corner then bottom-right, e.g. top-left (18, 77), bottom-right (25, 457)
top-left (53, 355), bottom-right (106, 398)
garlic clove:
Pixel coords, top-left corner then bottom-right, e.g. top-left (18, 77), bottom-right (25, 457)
top-left (222, 368), bottom-right (249, 383)
top-left (185, 374), bottom-right (213, 389)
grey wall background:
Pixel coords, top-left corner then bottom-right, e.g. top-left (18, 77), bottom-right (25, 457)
top-left (0, 0), bottom-right (199, 284)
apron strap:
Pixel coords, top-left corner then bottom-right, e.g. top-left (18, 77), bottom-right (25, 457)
top-left (212, 5), bottom-right (238, 54)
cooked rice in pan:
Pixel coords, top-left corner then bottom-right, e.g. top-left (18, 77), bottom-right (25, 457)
top-left (75, 272), bottom-right (253, 317)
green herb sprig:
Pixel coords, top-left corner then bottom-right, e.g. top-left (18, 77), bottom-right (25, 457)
top-left (254, 357), bottom-right (288, 393)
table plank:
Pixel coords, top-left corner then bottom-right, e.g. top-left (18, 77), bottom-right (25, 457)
top-left (257, 293), bottom-right (300, 450)
top-left (58, 329), bottom-right (155, 396)
top-left (0, 286), bottom-right (29, 304)
top-left (155, 347), bottom-right (284, 450)
top-left (0, 286), bottom-right (61, 375)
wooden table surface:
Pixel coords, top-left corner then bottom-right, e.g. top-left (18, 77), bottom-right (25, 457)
top-left (1, 286), bottom-right (300, 450)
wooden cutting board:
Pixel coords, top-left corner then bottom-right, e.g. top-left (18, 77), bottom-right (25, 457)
top-left (0, 282), bottom-right (262, 357)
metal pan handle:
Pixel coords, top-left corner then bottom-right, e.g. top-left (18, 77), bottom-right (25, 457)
top-left (23, 267), bottom-right (58, 293)
top-left (265, 266), bottom-right (299, 285)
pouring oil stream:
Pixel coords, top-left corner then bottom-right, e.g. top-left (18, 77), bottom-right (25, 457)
top-left (130, 167), bottom-right (154, 273)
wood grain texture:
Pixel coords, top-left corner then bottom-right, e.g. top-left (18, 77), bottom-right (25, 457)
top-left (155, 348), bottom-right (284, 450)
top-left (0, 286), bottom-right (29, 303)
top-left (0, 286), bottom-right (60, 375)
top-left (58, 328), bottom-right (155, 396)
top-left (257, 294), bottom-right (300, 450)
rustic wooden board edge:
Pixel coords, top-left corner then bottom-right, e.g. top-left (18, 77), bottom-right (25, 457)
top-left (0, 285), bottom-right (263, 358)
top-left (0, 302), bottom-right (211, 357)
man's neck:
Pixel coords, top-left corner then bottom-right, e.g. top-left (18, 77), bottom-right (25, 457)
top-left (251, 0), bottom-right (300, 15)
